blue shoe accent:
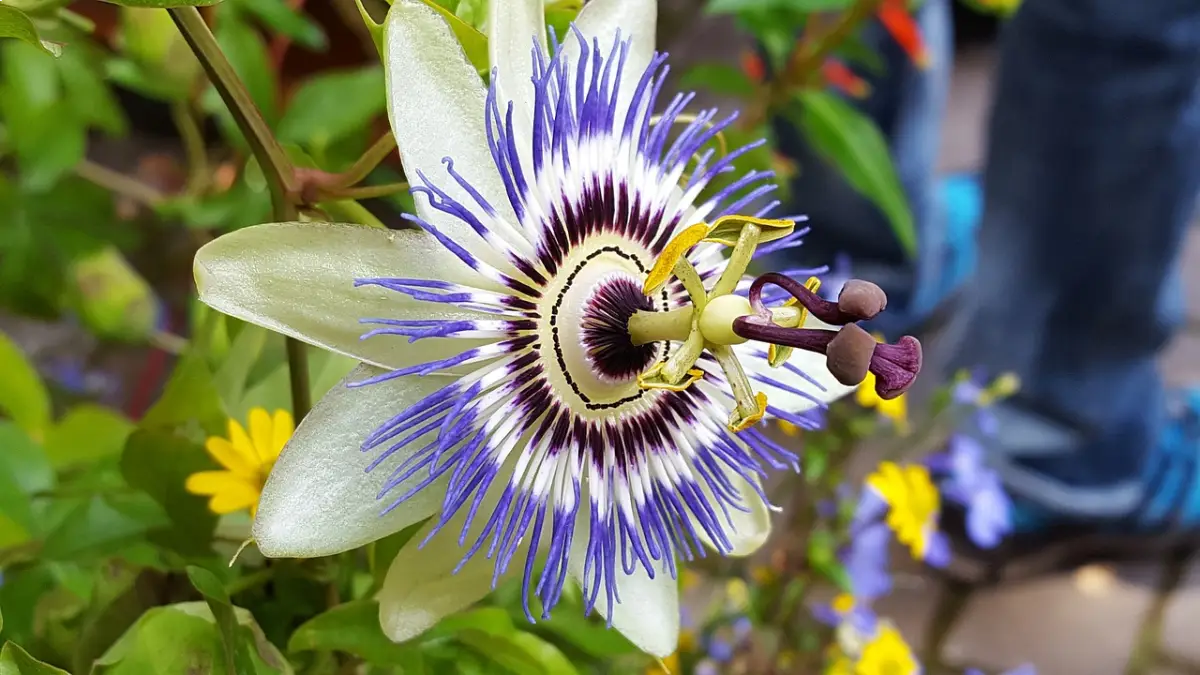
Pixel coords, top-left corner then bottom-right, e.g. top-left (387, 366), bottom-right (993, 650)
top-left (930, 172), bottom-right (982, 309)
top-left (1004, 387), bottom-right (1200, 539)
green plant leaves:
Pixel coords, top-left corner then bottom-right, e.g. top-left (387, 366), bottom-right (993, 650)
top-left (44, 405), bottom-right (134, 469)
top-left (277, 67), bottom-right (385, 150)
top-left (0, 331), bottom-right (50, 438)
top-left (96, 0), bottom-right (225, 6)
top-left (795, 90), bottom-right (917, 257)
top-left (0, 5), bottom-right (59, 57)
top-left (707, 0), bottom-right (854, 12)
top-left (120, 431), bottom-right (218, 556)
top-left (93, 602), bottom-right (290, 674)
top-left (287, 600), bottom-right (415, 664)
top-left (0, 641), bottom-right (70, 674)
top-left (187, 566), bottom-right (260, 675)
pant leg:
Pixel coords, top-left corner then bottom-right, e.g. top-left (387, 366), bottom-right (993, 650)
top-left (945, 0), bottom-right (1200, 516)
top-left (769, 0), bottom-right (953, 336)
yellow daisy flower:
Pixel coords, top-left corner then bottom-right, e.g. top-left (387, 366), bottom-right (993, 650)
top-left (186, 408), bottom-right (294, 517)
top-left (855, 624), bottom-right (919, 675)
top-left (865, 462), bottom-right (940, 560)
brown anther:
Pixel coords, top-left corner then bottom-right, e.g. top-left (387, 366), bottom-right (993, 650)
top-left (837, 280), bottom-right (888, 321)
top-left (825, 323), bottom-right (876, 386)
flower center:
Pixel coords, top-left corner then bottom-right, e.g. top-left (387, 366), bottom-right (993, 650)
top-left (580, 275), bottom-right (660, 382)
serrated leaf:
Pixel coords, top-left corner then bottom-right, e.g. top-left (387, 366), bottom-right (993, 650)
top-left (0, 5), bottom-right (59, 57)
top-left (0, 330), bottom-right (50, 437)
top-left (795, 90), bottom-right (916, 256)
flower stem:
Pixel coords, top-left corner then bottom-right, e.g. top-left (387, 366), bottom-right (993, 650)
top-left (171, 100), bottom-right (210, 197)
top-left (74, 160), bottom-right (164, 206)
top-left (338, 132), bottom-right (397, 187)
top-left (791, 0), bottom-right (886, 80)
top-left (323, 181), bottom-right (409, 201)
top-left (168, 7), bottom-right (296, 219)
top-left (169, 6), bottom-right (311, 421)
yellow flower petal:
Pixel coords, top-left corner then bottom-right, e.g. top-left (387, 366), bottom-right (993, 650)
top-left (856, 372), bottom-right (882, 408)
top-left (203, 437), bottom-right (257, 477)
top-left (247, 407), bottom-right (275, 465)
top-left (270, 409), bottom-right (295, 461)
top-left (227, 418), bottom-right (259, 468)
top-left (199, 478), bottom-right (260, 515)
top-left (185, 470), bottom-right (243, 496)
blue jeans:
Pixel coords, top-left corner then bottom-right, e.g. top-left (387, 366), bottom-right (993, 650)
top-left (777, 0), bottom-right (1200, 517)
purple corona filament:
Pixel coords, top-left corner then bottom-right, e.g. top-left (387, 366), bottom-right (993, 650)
top-left (343, 27), bottom-right (865, 627)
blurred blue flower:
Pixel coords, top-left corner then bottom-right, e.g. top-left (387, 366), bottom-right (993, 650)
top-left (966, 665), bottom-right (1036, 675)
top-left (845, 520), bottom-right (892, 601)
top-left (732, 616), bottom-right (753, 641)
top-left (932, 435), bottom-right (1013, 549)
top-left (694, 660), bottom-right (720, 675)
top-left (707, 636), bottom-right (734, 662)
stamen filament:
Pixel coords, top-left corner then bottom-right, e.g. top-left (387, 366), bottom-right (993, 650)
top-left (709, 223), bottom-right (760, 298)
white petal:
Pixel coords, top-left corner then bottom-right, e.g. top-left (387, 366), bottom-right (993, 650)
top-left (253, 364), bottom-right (452, 558)
top-left (384, 1), bottom-right (522, 271)
top-left (563, 0), bottom-right (657, 130)
top-left (377, 469), bottom-right (526, 642)
top-left (488, 0), bottom-right (546, 150)
top-left (567, 506), bottom-right (680, 657)
top-left (736, 314), bottom-right (857, 413)
top-left (194, 222), bottom-right (495, 371)
top-left (700, 470), bottom-right (771, 557)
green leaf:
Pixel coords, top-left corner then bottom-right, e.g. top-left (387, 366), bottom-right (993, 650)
top-left (0, 5), bottom-right (59, 57)
top-left (41, 495), bottom-right (161, 561)
top-left (367, 520), bottom-right (425, 593)
top-left (97, 0), bottom-right (225, 6)
top-left (120, 430), bottom-right (218, 556)
top-left (707, 0), bottom-right (853, 12)
top-left (140, 350), bottom-right (227, 436)
top-left (679, 63), bottom-right (755, 98)
top-left (425, 607), bottom-right (515, 640)
top-left (795, 90), bottom-right (916, 257)
top-left (93, 602), bottom-right (291, 674)
top-left (215, 11), bottom-right (276, 119)
top-left (457, 630), bottom-right (576, 675)
top-left (417, 0), bottom-right (487, 74)
top-left (277, 67), bottom-right (385, 149)
top-left (0, 330), bottom-right (49, 437)
top-left (234, 0), bottom-right (326, 51)
top-left (43, 404), bottom-right (134, 469)
top-left (287, 600), bottom-right (417, 664)
top-left (0, 641), bottom-right (70, 674)
top-left (545, 1), bottom-right (582, 39)
top-left (532, 611), bottom-right (637, 659)
top-left (56, 34), bottom-right (127, 136)
top-left (213, 323), bottom-right (270, 409)
top-left (187, 566), bottom-right (259, 675)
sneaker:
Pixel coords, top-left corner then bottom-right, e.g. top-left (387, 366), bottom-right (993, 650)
top-left (937, 388), bottom-right (1200, 580)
